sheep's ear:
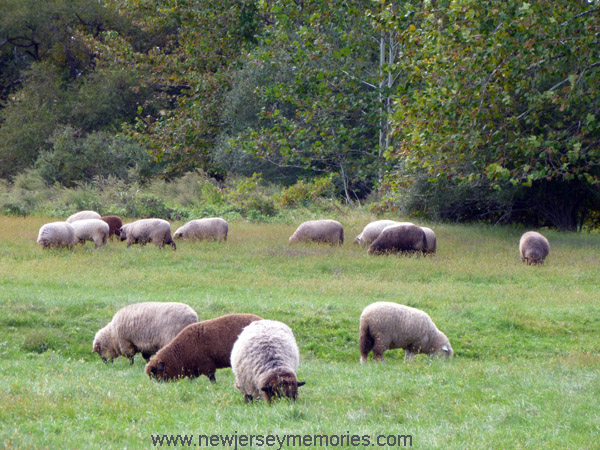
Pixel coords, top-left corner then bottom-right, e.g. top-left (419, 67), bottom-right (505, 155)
top-left (157, 361), bottom-right (165, 371)
top-left (297, 381), bottom-right (306, 387)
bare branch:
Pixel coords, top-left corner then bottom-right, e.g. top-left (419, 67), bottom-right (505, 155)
top-left (561, 8), bottom-right (599, 27)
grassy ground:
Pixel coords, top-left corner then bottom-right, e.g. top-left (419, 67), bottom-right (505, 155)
top-left (0, 215), bottom-right (599, 449)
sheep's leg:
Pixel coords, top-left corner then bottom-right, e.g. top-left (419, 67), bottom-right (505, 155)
top-left (129, 356), bottom-right (135, 365)
top-left (372, 342), bottom-right (387, 362)
top-left (404, 351), bottom-right (415, 361)
top-left (208, 373), bottom-right (216, 383)
top-left (372, 349), bottom-right (386, 362)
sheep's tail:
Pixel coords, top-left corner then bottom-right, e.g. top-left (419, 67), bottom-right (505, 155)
top-left (359, 319), bottom-right (374, 363)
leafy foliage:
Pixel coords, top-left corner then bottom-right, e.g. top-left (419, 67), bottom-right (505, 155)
top-left (384, 0), bottom-right (600, 229)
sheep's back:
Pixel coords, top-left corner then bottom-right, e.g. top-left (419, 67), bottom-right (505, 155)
top-left (112, 302), bottom-right (198, 349)
top-left (66, 210), bottom-right (101, 223)
top-left (71, 219), bottom-right (109, 239)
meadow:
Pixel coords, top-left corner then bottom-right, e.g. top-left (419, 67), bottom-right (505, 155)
top-left (1, 215), bottom-right (599, 449)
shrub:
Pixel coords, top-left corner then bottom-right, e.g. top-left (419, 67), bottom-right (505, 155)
top-left (278, 175), bottom-right (336, 208)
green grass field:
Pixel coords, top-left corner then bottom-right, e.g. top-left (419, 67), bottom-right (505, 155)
top-left (1, 215), bottom-right (599, 449)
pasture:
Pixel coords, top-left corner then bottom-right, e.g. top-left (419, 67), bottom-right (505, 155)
top-left (0, 215), bottom-right (599, 449)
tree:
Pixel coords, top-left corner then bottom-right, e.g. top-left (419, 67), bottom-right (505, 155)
top-left (230, 0), bottom-right (386, 201)
top-left (384, 0), bottom-right (600, 229)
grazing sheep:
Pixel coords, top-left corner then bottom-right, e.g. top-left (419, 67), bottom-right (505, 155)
top-left (519, 231), bottom-right (550, 265)
top-left (421, 227), bottom-right (437, 254)
top-left (100, 215), bottom-right (123, 240)
top-left (367, 224), bottom-right (426, 255)
top-left (359, 302), bottom-right (453, 362)
top-left (36, 221), bottom-right (77, 250)
top-left (231, 319), bottom-right (305, 403)
top-left (93, 302), bottom-right (198, 364)
top-left (288, 219), bottom-right (344, 245)
top-left (354, 220), bottom-right (414, 245)
top-left (145, 313), bottom-right (263, 382)
top-left (173, 218), bottom-right (228, 241)
top-left (71, 219), bottom-right (110, 248)
top-left (66, 210), bottom-right (101, 223)
top-left (118, 218), bottom-right (176, 250)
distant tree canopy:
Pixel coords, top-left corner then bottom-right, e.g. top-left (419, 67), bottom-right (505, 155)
top-left (0, 0), bottom-right (599, 228)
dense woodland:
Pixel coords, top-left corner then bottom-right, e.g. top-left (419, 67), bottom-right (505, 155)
top-left (0, 0), bottom-right (599, 230)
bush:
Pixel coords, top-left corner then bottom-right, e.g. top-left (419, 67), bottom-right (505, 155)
top-left (278, 175), bottom-right (336, 208)
top-left (36, 127), bottom-right (156, 187)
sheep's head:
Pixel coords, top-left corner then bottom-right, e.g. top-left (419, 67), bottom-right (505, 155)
top-left (146, 359), bottom-right (167, 381)
top-left (117, 226), bottom-right (127, 241)
top-left (92, 339), bottom-right (118, 362)
top-left (261, 373), bottom-right (305, 402)
top-left (432, 335), bottom-right (453, 358)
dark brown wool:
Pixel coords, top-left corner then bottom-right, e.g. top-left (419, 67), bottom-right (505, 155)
top-left (145, 313), bottom-right (263, 382)
top-left (367, 224), bottom-right (426, 255)
top-left (100, 215), bottom-right (123, 239)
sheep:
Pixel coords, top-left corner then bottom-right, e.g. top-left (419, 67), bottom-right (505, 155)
top-left (145, 313), bottom-right (263, 382)
top-left (354, 220), bottom-right (414, 246)
top-left (421, 227), bottom-right (437, 254)
top-left (173, 218), bottom-right (228, 241)
top-left (71, 219), bottom-right (110, 249)
top-left (93, 302), bottom-right (198, 364)
top-left (359, 302), bottom-right (453, 362)
top-left (231, 319), bottom-right (305, 403)
top-left (100, 215), bottom-right (123, 240)
top-left (118, 218), bottom-right (176, 250)
top-left (288, 219), bottom-right (344, 245)
top-left (36, 221), bottom-right (77, 250)
top-left (519, 231), bottom-right (550, 265)
top-left (367, 224), bottom-right (426, 255)
top-left (66, 210), bottom-right (101, 223)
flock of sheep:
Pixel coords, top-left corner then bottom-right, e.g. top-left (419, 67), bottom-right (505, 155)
top-left (36, 210), bottom-right (551, 402)
top-left (36, 212), bottom-right (549, 264)
top-left (92, 300), bottom-right (450, 402)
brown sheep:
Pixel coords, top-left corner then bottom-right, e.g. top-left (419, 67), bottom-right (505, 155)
top-left (145, 313), bottom-right (263, 382)
top-left (100, 215), bottom-right (123, 240)
top-left (367, 224), bottom-right (426, 255)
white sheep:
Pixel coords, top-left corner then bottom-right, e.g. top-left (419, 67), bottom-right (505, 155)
top-left (354, 220), bottom-right (414, 245)
top-left (289, 219), bottom-right (344, 245)
top-left (93, 302), bottom-right (198, 364)
top-left (359, 302), bottom-right (453, 362)
top-left (71, 219), bottom-right (110, 248)
top-left (37, 222), bottom-right (77, 249)
top-left (231, 319), bottom-right (305, 402)
top-left (66, 210), bottom-right (101, 223)
top-left (174, 218), bottom-right (228, 241)
top-left (420, 227), bottom-right (437, 254)
top-left (519, 231), bottom-right (550, 265)
top-left (118, 218), bottom-right (176, 250)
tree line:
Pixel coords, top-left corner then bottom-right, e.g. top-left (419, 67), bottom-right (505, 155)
top-left (1, 0), bottom-right (598, 229)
